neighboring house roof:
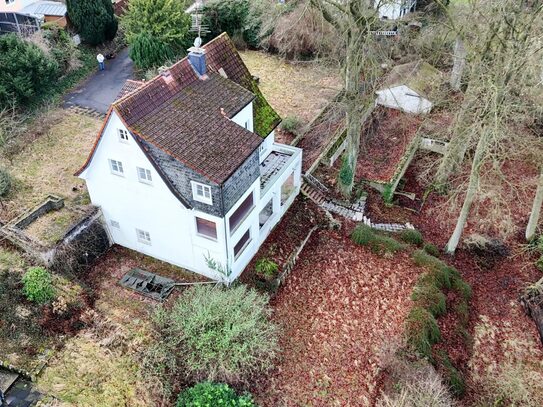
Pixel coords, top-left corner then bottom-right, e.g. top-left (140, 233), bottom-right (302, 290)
top-left (378, 60), bottom-right (442, 98)
top-left (77, 33), bottom-right (271, 190)
top-left (21, 1), bottom-right (66, 17)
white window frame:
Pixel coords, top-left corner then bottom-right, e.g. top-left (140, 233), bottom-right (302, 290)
top-left (110, 220), bottom-right (120, 229)
top-left (233, 228), bottom-right (251, 260)
top-left (118, 128), bottom-right (130, 143)
top-left (109, 159), bottom-right (124, 176)
top-left (136, 228), bottom-right (151, 245)
top-left (191, 181), bottom-right (213, 205)
top-left (137, 167), bottom-right (152, 184)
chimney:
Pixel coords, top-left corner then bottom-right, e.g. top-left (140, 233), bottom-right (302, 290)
top-left (188, 37), bottom-right (207, 77)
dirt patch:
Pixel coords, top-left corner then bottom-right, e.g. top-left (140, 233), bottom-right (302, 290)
top-left (24, 208), bottom-right (80, 246)
top-left (0, 110), bottom-right (100, 222)
top-left (240, 50), bottom-right (341, 124)
top-left (252, 230), bottom-right (422, 406)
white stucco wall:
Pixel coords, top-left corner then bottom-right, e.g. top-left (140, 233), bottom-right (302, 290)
top-left (375, 85), bottom-right (433, 114)
top-left (376, 0), bottom-right (415, 20)
top-left (230, 102), bottom-right (253, 132)
top-left (79, 111), bottom-right (228, 281)
top-left (0, 0), bottom-right (37, 12)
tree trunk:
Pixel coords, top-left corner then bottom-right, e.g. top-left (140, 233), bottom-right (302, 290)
top-left (450, 37), bottom-right (466, 91)
top-left (340, 33), bottom-right (363, 197)
top-left (526, 168), bottom-right (543, 241)
top-left (445, 130), bottom-right (489, 254)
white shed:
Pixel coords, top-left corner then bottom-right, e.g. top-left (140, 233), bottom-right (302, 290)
top-left (375, 60), bottom-right (442, 115)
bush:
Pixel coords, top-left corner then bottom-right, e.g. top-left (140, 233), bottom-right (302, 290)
top-left (412, 250), bottom-right (447, 270)
top-left (405, 307), bottom-right (441, 359)
top-left (536, 256), bottom-right (543, 272)
top-left (66, 0), bottom-right (117, 45)
top-left (176, 382), bottom-right (255, 407)
top-left (0, 34), bottom-right (59, 108)
top-left (255, 258), bottom-right (278, 278)
top-left (451, 275), bottom-right (472, 301)
top-left (145, 285), bottom-right (278, 391)
top-left (129, 31), bottom-right (174, 70)
top-left (423, 243), bottom-right (440, 257)
top-left (411, 283), bottom-right (447, 318)
top-left (370, 235), bottom-right (406, 255)
top-left (22, 266), bottom-right (55, 304)
top-left (122, 0), bottom-right (192, 54)
top-left (400, 229), bottom-right (423, 246)
top-left (280, 115), bottom-right (302, 134)
top-left (351, 224), bottom-right (375, 245)
top-left (41, 24), bottom-right (79, 74)
top-left (338, 156), bottom-right (353, 189)
top-left (417, 266), bottom-right (453, 291)
top-left (0, 168), bottom-right (11, 198)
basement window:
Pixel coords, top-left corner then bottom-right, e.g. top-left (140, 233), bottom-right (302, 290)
top-left (191, 181), bottom-right (213, 205)
top-left (137, 167), bottom-right (152, 184)
top-left (109, 159), bottom-right (124, 176)
top-left (233, 229), bottom-right (251, 260)
top-left (195, 217), bottom-right (217, 240)
top-left (136, 228), bottom-right (151, 245)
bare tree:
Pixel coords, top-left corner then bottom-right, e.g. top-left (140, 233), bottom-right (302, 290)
top-left (526, 168), bottom-right (543, 242)
top-left (310, 0), bottom-right (381, 196)
top-left (444, 0), bottom-right (543, 253)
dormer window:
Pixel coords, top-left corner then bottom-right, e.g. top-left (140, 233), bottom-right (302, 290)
top-left (191, 181), bottom-right (212, 205)
top-left (118, 128), bottom-right (129, 142)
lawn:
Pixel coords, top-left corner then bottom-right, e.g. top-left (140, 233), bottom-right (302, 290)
top-left (239, 50), bottom-right (341, 124)
top-left (0, 109), bottom-right (101, 223)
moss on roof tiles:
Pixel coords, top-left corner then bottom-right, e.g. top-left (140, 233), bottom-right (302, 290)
top-left (251, 81), bottom-right (281, 138)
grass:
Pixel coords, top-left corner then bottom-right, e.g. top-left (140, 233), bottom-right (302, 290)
top-left (423, 243), bottom-right (440, 257)
top-left (0, 110), bottom-right (102, 221)
top-left (400, 229), bottom-right (424, 246)
top-left (24, 208), bottom-right (80, 246)
top-left (411, 283), bottom-right (447, 317)
top-left (239, 50), bottom-right (340, 123)
top-left (405, 307), bottom-right (441, 359)
top-left (351, 225), bottom-right (407, 255)
top-left (436, 350), bottom-right (466, 397)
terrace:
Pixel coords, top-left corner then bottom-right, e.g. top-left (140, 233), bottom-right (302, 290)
top-left (259, 144), bottom-right (302, 196)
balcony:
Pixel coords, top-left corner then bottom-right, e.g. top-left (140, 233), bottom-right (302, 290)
top-left (259, 144), bottom-right (302, 196)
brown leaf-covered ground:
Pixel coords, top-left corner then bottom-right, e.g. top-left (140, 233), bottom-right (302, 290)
top-left (252, 229), bottom-right (423, 406)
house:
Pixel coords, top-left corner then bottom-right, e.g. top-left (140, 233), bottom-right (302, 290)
top-left (0, 0), bottom-right (66, 35)
top-left (375, 60), bottom-right (442, 115)
top-left (375, 0), bottom-right (417, 20)
top-left (76, 33), bottom-right (302, 282)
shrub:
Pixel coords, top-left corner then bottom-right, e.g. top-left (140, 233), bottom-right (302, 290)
top-left (0, 168), bottom-right (11, 198)
top-left (437, 351), bottom-right (466, 397)
top-left (0, 34), bottom-right (59, 108)
top-left (145, 285), bottom-right (278, 390)
top-left (536, 256), bottom-right (543, 272)
top-left (370, 235), bottom-right (406, 255)
top-left (400, 229), bottom-right (424, 246)
top-left (255, 258), bottom-right (278, 278)
top-left (412, 250), bottom-right (447, 270)
top-left (411, 283), bottom-right (447, 317)
top-left (405, 307), bottom-right (441, 359)
top-left (129, 31), bottom-right (174, 70)
top-left (122, 0), bottom-right (192, 53)
top-left (66, 0), bottom-right (118, 45)
top-left (351, 224), bottom-right (375, 246)
top-left (176, 382), bottom-right (255, 407)
top-left (417, 266), bottom-right (452, 291)
top-left (423, 243), bottom-right (440, 257)
top-left (451, 275), bottom-right (472, 301)
top-left (41, 24), bottom-right (79, 74)
top-left (22, 266), bottom-right (56, 304)
top-left (338, 156), bottom-right (353, 189)
top-left (280, 115), bottom-right (302, 134)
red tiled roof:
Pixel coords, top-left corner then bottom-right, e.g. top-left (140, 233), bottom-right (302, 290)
top-left (76, 36), bottom-right (263, 185)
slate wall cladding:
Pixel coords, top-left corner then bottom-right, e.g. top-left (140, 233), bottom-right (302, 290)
top-left (142, 140), bottom-right (260, 217)
top-left (222, 148), bottom-right (260, 214)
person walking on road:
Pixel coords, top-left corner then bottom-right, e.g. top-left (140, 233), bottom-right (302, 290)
top-left (97, 53), bottom-right (105, 71)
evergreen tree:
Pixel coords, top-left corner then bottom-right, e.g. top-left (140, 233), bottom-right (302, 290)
top-left (0, 34), bottom-right (59, 108)
top-left (129, 31), bottom-right (174, 70)
top-left (122, 0), bottom-right (191, 54)
top-left (66, 0), bottom-right (118, 46)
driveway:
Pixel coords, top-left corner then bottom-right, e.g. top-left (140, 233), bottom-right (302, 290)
top-left (64, 48), bottom-right (134, 114)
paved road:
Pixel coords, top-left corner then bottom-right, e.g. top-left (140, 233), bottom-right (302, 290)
top-left (64, 48), bottom-right (134, 114)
